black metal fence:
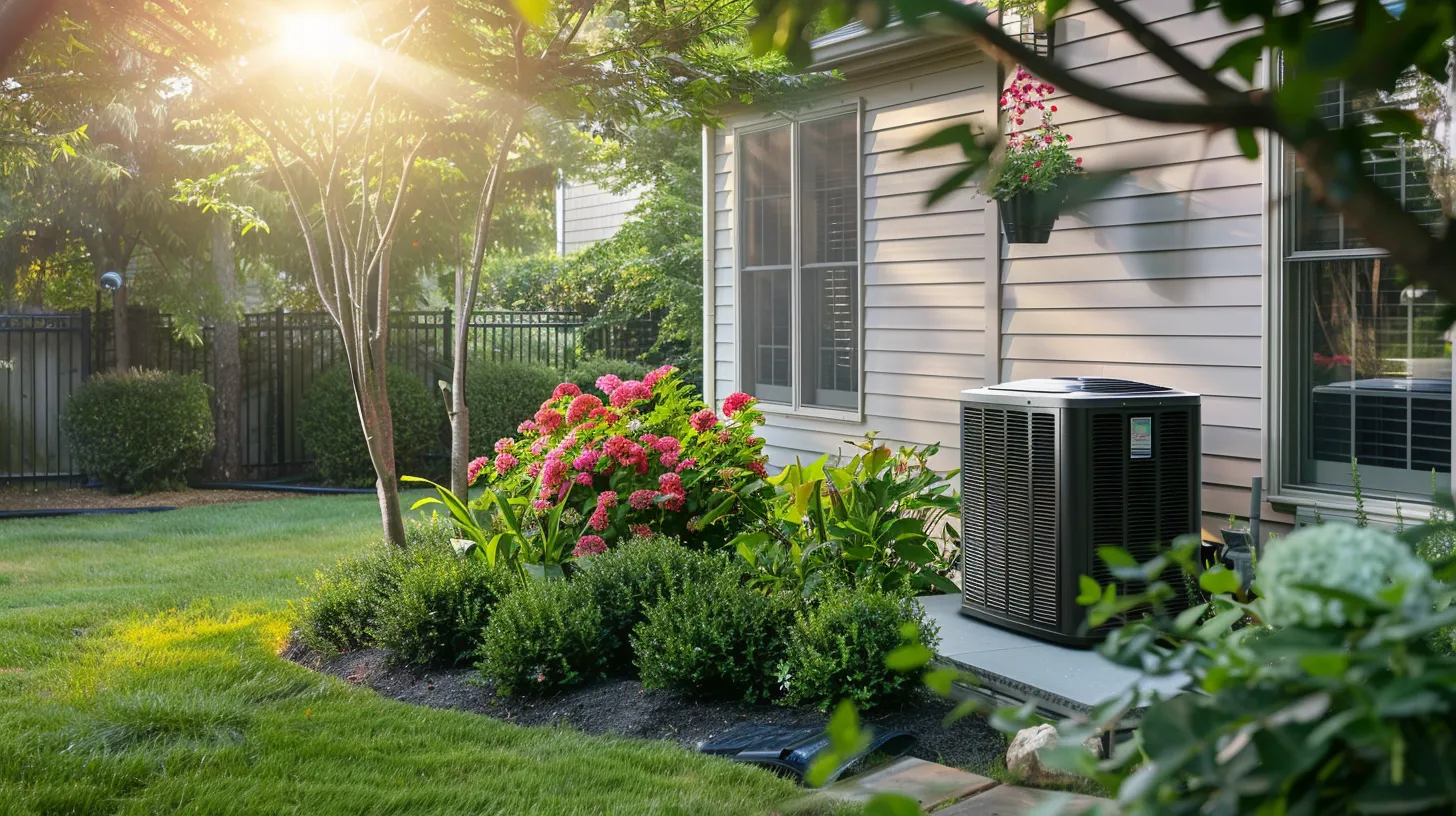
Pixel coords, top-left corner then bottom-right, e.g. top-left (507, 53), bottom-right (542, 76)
top-left (2, 308), bottom-right (659, 489)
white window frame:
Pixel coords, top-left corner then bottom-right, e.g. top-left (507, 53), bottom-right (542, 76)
top-left (1263, 55), bottom-right (1456, 519)
top-left (733, 100), bottom-right (866, 422)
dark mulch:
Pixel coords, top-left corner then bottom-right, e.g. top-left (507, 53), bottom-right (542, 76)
top-left (284, 641), bottom-right (1007, 773)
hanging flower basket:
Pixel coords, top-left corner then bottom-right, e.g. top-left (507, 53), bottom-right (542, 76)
top-left (987, 66), bottom-right (1084, 245)
top-left (998, 188), bottom-right (1065, 244)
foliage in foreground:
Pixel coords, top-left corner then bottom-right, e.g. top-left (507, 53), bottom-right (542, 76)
top-left (297, 364), bottom-right (440, 487)
top-left (60, 369), bottom-right (214, 493)
top-left (731, 436), bottom-right (960, 597)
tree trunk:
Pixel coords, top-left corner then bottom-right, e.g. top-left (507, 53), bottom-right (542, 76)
top-left (208, 216), bottom-right (243, 481)
top-left (448, 116), bottom-right (521, 496)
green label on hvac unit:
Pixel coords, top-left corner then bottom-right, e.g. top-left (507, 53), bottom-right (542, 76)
top-left (1130, 416), bottom-right (1153, 459)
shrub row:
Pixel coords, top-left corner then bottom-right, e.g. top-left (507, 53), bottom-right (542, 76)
top-left (61, 369), bottom-right (215, 493)
top-left (296, 532), bottom-right (937, 711)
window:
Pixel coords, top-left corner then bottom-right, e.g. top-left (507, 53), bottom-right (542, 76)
top-left (738, 110), bottom-right (861, 411)
top-left (1281, 75), bottom-right (1452, 498)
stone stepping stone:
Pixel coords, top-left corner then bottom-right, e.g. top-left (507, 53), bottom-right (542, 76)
top-left (938, 784), bottom-right (1115, 815)
top-left (823, 757), bottom-right (996, 810)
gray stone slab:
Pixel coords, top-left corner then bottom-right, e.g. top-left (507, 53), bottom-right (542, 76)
top-left (939, 785), bottom-right (1115, 815)
top-left (921, 593), bottom-right (1188, 717)
top-left (823, 757), bottom-right (996, 809)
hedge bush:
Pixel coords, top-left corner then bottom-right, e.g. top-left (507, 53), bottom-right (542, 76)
top-left (633, 571), bottom-right (796, 703)
top-left (564, 357), bottom-right (651, 396)
top-left (374, 546), bottom-right (520, 668)
top-left (463, 359), bottom-right (560, 453)
top-left (61, 369), bottom-right (214, 492)
top-left (574, 536), bottom-right (731, 673)
top-left (778, 585), bottom-right (940, 711)
top-left (297, 364), bottom-right (440, 486)
top-left (476, 578), bottom-right (606, 696)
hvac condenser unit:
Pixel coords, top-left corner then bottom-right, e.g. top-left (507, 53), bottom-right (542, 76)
top-left (959, 377), bottom-right (1202, 647)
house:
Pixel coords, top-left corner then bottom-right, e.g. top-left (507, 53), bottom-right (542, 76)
top-left (698, 0), bottom-right (1453, 534)
top-left (555, 177), bottom-right (644, 255)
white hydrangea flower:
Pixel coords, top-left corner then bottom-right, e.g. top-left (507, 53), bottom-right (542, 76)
top-left (1257, 524), bottom-right (1434, 628)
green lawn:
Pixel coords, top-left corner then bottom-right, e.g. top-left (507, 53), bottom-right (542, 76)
top-left (0, 495), bottom-right (817, 815)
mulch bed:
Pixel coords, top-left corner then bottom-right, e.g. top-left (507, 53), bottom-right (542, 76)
top-left (284, 641), bottom-right (1008, 772)
top-left (0, 487), bottom-right (306, 511)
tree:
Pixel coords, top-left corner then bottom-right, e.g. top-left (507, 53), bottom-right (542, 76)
top-left (751, 0), bottom-right (1456, 300)
top-left (431, 0), bottom-right (803, 497)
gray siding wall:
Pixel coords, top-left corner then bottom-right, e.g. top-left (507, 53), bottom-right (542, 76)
top-left (558, 179), bottom-right (643, 254)
top-left (713, 52), bottom-right (998, 472)
top-left (999, 0), bottom-right (1280, 528)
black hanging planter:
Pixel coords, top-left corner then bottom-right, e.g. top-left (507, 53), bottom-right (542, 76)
top-left (997, 188), bottom-right (1064, 244)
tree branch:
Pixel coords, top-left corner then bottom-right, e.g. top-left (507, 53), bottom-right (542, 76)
top-left (1084, 0), bottom-right (1241, 99)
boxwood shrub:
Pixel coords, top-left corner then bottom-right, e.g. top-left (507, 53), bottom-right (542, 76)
top-left (574, 536), bottom-right (731, 673)
top-left (294, 543), bottom-right (402, 654)
top-left (297, 364), bottom-right (440, 486)
top-left (777, 584), bottom-right (940, 711)
top-left (373, 547), bottom-right (520, 668)
top-left (61, 369), bottom-right (214, 493)
top-left (476, 578), bottom-right (606, 696)
top-left (463, 359), bottom-right (560, 453)
top-left (632, 571), bottom-right (797, 703)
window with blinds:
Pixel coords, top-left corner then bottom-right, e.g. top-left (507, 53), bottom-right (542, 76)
top-left (1284, 74), bottom-right (1452, 497)
top-left (737, 110), bottom-right (861, 411)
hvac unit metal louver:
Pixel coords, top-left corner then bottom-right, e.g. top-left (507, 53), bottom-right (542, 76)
top-left (1310, 378), bottom-right (1451, 475)
top-left (959, 377), bottom-right (1202, 647)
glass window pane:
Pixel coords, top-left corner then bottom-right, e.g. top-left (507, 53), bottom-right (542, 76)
top-left (741, 127), bottom-right (791, 269)
top-left (799, 112), bottom-right (860, 410)
top-left (1295, 258), bottom-right (1452, 495)
top-left (741, 268), bottom-right (792, 404)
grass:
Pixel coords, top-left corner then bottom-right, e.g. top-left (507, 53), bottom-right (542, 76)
top-left (0, 495), bottom-right (820, 815)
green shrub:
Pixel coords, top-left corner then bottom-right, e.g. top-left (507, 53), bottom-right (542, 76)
top-left (294, 545), bottom-right (401, 654)
top-left (476, 578), bottom-right (606, 696)
top-left (633, 572), bottom-right (795, 703)
top-left (297, 364), bottom-right (440, 486)
top-left (374, 547), bottom-right (520, 668)
top-left (294, 515), bottom-right (459, 655)
top-left (575, 536), bottom-right (731, 673)
top-left (778, 585), bottom-right (939, 711)
top-left (564, 357), bottom-right (651, 396)
top-left (60, 369), bottom-right (214, 493)
top-left (463, 359), bottom-right (560, 453)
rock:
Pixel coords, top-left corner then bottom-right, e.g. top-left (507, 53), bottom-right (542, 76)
top-left (1005, 724), bottom-right (1102, 785)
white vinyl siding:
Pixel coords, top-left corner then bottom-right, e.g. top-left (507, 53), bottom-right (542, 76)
top-left (998, 0), bottom-right (1274, 529)
top-left (557, 179), bottom-right (643, 254)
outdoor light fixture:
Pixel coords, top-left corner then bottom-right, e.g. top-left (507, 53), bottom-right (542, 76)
top-left (99, 271), bottom-right (124, 291)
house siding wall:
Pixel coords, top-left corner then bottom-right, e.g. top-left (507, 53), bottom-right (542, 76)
top-left (998, 0), bottom-right (1282, 530)
top-left (713, 52), bottom-right (999, 471)
top-left (558, 179), bottom-right (643, 254)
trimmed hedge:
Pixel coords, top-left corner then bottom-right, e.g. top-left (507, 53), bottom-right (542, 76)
top-left (297, 364), bottom-right (440, 487)
top-left (463, 359), bottom-right (560, 453)
top-left (61, 369), bottom-right (214, 493)
top-left (574, 536), bottom-right (730, 673)
top-left (476, 578), bottom-right (607, 696)
top-left (778, 585), bottom-right (940, 711)
top-left (374, 546), bottom-right (520, 667)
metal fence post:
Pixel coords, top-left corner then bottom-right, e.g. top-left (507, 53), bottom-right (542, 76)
top-left (80, 309), bottom-right (92, 382)
top-left (275, 308), bottom-right (285, 472)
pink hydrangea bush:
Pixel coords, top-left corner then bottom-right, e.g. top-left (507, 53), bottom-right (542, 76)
top-left (469, 365), bottom-right (767, 550)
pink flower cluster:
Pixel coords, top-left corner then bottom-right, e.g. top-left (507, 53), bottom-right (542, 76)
top-left (993, 65), bottom-right (1082, 198)
top-left (574, 534), bottom-right (607, 558)
top-left (722, 392), bottom-right (755, 418)
top-left (467, 455), bottom-right (491, 486)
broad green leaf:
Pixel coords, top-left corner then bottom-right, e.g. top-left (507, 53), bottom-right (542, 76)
top-left (923, 667), bottom-right (960, 696)
top-left (1198, 565), bottom-right (1241, 596)
top-left (1235, 127), bottom-right (1260, 160)
top-left (1077, 575), bottom-right (1103, 606)
top-left (865, 793), bottom-right (923, 816)
top-left (511, 0), bottom-right (549, 26)
top-left (1211, 35), bottom-right (1265, 83)
top-left (1297, 652), bottom-right (1349, 677)
top-left (885, 644), bottom-right (934, 672)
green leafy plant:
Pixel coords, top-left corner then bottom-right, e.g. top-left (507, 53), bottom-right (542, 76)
top-left (730, 436), bottom-right (959, 597)
top-left (372, 545), bottom-right (520, 668)
top-left (476, 578), bottom-right (607, 696)
top-left (777, 585), bottom-right (940, 711)
top-left (60, 369), bottom-right (214, 493)
top-left (463, 359), bottom-right (562, 457)
top-left (574, 536), bottom-right (732, 674)
top-left (632, 570), bottom-right (796, 703)
top-left (297, 364), bottom-right (439, 487)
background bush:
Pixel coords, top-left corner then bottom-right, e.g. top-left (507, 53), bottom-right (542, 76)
top-left (564, 357), bottom-right (651, 395)
top-left (575, 536), bottom-right (730, 673)
top-left (61, 369), bottom-right (214, 492)
top-left (633, 571), bottom-right (795, 703)
top-left (778, 585), bottom-right (939, 711)
top-left (463, 359), bottom-right (560, 453)
top-left (477, 578), bottom-right (606, 696)
top-left (297, 364), bottom-right (440, 486)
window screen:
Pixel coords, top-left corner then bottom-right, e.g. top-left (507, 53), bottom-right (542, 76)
top-left (800, 113), bottom-right (860, 409)
top-left (740, 126), bottom-right (793, 404)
